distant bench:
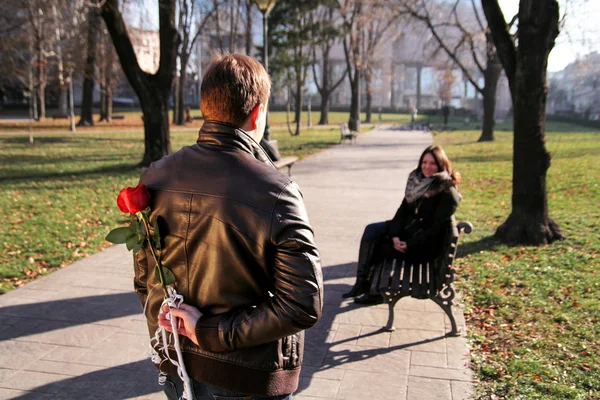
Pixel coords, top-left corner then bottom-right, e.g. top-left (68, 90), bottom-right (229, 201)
top-left (340, 122), bottom-right (358, 143)
top-left (267, 140), bottom-right (299, 177)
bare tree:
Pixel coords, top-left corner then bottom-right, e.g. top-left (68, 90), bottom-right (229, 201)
top-left (98, 26), bottom-right (117, 122)
top-left (338, 0), bottom-right (403, 130)
top-left (102, 0), bottom-right (180, 166)
top-left (361, 5), bottom-right (404, 123)
top-left (23, 0), bottom-right (53, 121)
top-left (270, 0), bottom-right (320, 136)
top-left (310, 3), bottom-right (347, 125)
top-left (338, 0), bottom-right (364, 132)
top-left (482, 0), bottom-right (564, 244)
top-left (78, 0), bottom-right (101, 126)
top-left (244, 0), bottom-right (253, 55)
top-left (401, 0), bottom-right (502, 141)
top-left (173, 0), bottom-right (214, 125)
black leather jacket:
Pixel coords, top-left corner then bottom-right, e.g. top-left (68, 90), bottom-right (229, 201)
top-left (134, 121), bottom-right (323, 396)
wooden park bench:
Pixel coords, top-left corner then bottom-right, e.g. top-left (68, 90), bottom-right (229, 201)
top-left (267, 140), bottom-right (299, 177)
top-left (340, 122), bottom-right (358, 144)
top-left (369, 217), bottom-right (473, 336)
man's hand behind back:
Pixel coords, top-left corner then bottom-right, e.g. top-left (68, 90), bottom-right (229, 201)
top-left (158, 303), bottom-right (202, 346)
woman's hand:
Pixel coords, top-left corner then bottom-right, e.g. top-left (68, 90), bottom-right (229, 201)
top-left (392, 237), bottom-right (408, 253)
top-left (158, 303), bottom-right (202, 346)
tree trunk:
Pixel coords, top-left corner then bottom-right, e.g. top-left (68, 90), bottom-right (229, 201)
top-left (318, 90), bottom-right (330, 125)
top-left (36, 43), bottom-right (46, 121)
top-left (245, 0), bottom-right (252, 55)
top-left (100, 85), bottom-right (107, 121)
top-left (478, 60), bottom-right (502, 142)
top-left (140, 83), bottom-right (172, 166)
top-left (390, 60), bottom-right (396, 110)
top-left (78, 3), bottom-right (100, 127)
top-left (106, 82), bottom-right (113, 122)
top-left (175, 56), bottom-right (188, 125)
top-left (294, 76), bottom-right (302, 136)
top-left (365, 73), bottom-right (372, 123)
top-left (173, 75), bottom-right (179, 124)
top-left (102, 0), bottom-right (178, 166)
top-left (348, 71), bottom-right (361, 132)
top-left (494, 0), bottom-right (563, 245)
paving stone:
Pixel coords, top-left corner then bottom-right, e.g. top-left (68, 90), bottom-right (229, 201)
top-left (0, 387), bottom-right (54, 400)
top-left (332, 324), bottom-right (362, 346)
top-left (409, 366), bottom-right (473, 382)
top-left (0, 370), bottom-right (73, 393)
top-left (0, 318), bottom-right (118, 347)
top-left (410, 351), bottom-right (448, 368)
top-left (356, 325), bottom-right (391, 348)
top-left (451, 380), bottom-right (475, 400)
top-left (297, 376), bottom-right (342, 398)
top-left (336, 370), bottom-right (408, 400)
top-left (446, 336), bottom-right (471, 370)
top-left (74, 332), bottom-right (151, 369)
top-left (389, 329), bottom-right (447, 353)
top-left (385, 309), bottom-right (447, 331)
top-left (300, 366), bottom-right (345, 381)
top-left (407, 376), bottom-right (451, 400)
top-left (0, 340), bottom-right (56, 370)
top-left (323, 344), bottom-right (410, 375)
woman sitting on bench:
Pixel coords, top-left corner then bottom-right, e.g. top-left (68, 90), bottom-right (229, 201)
top-left (343, 145), bottom-right (462, 304)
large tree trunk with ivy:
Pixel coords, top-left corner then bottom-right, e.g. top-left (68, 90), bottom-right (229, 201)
top-left (483, 0), bottom-right (563, 244)
top-left (102, 0), bottom-right (178, 166)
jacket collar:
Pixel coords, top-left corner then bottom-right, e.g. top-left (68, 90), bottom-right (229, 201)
top-left (197, 120), bottom-right (273, 166)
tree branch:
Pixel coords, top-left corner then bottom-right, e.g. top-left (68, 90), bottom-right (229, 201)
top-left (481, 0), bottom-right (516, 84)
top-left (101, 0), bottom-right (148, 93)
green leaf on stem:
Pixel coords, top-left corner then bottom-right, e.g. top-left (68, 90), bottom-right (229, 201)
top-left (162, 267), bottom-right (176, 285)
top-left (132, 239), bottom-right (145, 254)
top-left (106, 226), bottom-right (133, 244)
top-left (155, 265), bottom-right (176, 286)
top-left (126, 234), bottom-right (142, 251)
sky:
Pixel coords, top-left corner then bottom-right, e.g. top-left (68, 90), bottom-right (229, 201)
top-left (498, 0), bottom-right (600, 71)
top-left (136, 0), bottom-right (600, 73)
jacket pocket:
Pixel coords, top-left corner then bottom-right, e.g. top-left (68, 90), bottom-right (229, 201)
top-left (281, 335), bottom-right (293, 369)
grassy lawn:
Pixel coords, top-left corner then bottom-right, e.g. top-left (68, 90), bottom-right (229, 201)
top-left (0, 123), bottom-right (370, 293)
top-left (437, 123), bottom-right (600, 399)
top-left (0, 109), bottom-right (441, 132)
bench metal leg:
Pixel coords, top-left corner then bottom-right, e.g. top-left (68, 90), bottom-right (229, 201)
top-left (431, 296), bottom-right (460, 336)
top-left (384, 296), bottom-right (401, 332)
top-left (286, 165), bottom-right (292, 177)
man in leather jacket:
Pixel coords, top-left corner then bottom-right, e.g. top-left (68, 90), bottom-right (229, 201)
top-left (134, 54), bottom-right (323, 399)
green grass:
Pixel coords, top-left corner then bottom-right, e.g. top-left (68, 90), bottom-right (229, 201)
top-left (0, 125), bottom-right (365, 293)
top-left (436, 123), bottom-right (600, 400)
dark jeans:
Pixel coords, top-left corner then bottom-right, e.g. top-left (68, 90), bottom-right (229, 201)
top-left (164, 375), bottom-right (293, 400)
top-left (356, 221), bottom-right (389, 281)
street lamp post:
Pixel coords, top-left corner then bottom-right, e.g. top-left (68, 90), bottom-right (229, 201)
top-left (254, 0), bottom-right (276, 141)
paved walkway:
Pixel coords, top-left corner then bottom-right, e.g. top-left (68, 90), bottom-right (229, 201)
top-left (0, 127), bottom-right (473, 399)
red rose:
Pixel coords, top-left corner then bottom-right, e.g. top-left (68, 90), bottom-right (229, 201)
top-left (117, 184), bottom-right (151, 214)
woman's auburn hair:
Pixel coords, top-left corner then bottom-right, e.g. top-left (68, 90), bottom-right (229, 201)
top-left (418, 145), bottom-right (461, 186)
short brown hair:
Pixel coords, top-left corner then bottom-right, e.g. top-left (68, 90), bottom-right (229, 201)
top-left (200, 54), bottom-right (271, 127)
top-left (418, 145), bottom-right (461, 186)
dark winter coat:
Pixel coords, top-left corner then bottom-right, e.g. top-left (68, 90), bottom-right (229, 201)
top-left (387, 186), bottom-right (461, 261)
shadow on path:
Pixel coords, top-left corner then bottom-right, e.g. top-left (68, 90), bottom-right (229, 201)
top-left (0, 292), bottom-right (142, 340)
